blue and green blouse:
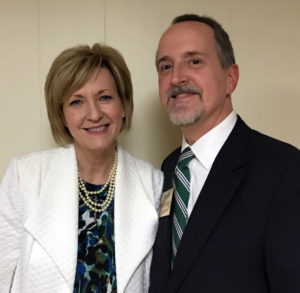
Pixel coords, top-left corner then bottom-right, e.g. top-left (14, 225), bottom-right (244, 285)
top-left (73, 182), bottom-right (117, 293)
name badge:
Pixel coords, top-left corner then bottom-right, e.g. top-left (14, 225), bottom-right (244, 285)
top-left (159, 188), bottom-right (174, 217)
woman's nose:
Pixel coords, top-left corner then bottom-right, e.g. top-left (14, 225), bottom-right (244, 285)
top-left (86, 100), bottom-right (103, 121)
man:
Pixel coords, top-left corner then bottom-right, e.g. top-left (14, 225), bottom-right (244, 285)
top-left (149, 14), bottom-right (300, 293)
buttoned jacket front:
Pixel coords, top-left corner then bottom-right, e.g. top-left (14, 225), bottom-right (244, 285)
top-left (0, 144), bottom-right (163, 293)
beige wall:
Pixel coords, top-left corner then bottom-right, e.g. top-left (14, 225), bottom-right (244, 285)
top-left (1, 0), bottom-right (299, 180)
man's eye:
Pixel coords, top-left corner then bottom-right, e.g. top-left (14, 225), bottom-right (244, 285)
top-left (159, 64), bottom-right (172, 72)
top-left (70, 99), bottom-right (82, 106)
top-left (188, 58), bottom-right (204, 65)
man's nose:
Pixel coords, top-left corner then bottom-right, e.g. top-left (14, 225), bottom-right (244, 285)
top-left (171, 63), bottom-right (188, 86)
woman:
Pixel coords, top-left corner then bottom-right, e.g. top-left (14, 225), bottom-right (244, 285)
top-left (0, 43), bottom-right (163, 293)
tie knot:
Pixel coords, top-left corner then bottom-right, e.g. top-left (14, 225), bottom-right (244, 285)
top-left (178, 147), bottom-right (194, 168)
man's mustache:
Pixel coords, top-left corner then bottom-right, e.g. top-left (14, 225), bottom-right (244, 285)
top-left (167, 85), bottom-right (202, 100)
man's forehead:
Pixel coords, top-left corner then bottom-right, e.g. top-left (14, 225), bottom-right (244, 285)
top-left (158, 22), bottom-right (214, 51)
top-left (155, 22), bottom-right (216, 68)
top-left (161, 21), bottom-right (214, 40)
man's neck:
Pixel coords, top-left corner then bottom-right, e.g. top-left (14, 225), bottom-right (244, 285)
top-left (182, 109), bottom-right (233, 145)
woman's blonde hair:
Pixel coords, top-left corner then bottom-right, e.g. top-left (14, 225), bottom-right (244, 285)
top-left (45, 43), bottom-right (133, 145)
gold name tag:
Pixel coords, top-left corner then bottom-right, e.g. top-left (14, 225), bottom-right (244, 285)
top-left (159, 188), bottom-right (174, 217)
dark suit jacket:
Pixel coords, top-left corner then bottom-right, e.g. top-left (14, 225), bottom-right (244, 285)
top-left (149, 117), bottom-right (300, 293)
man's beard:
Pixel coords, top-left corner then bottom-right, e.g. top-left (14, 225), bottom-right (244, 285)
top-left (168, 103), bottom-right (202, 126)
top-left (166, 85), bottom-right (202, 126)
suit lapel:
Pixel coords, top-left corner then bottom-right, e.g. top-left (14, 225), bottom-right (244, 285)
top-left (168, 117), bottom-right (250, 292)
top-left (24, 145), bottom-right (78, 290)
top-left (114, 146), bottom-right (158, 293)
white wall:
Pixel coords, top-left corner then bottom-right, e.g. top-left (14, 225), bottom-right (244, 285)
top-left (1, 0), bottom-right (299, 179)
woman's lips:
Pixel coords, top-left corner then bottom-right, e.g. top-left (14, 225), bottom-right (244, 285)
top-left (84, 124), bottom-right (109, 134)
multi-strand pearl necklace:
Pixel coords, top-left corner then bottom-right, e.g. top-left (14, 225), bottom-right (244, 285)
top-left (78, 151), bottom-right (117, 213)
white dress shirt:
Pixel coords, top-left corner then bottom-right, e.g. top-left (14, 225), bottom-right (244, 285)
top-left (181, 111), bottom-right (237, 218)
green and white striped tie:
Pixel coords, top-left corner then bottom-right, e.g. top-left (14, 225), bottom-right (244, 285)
top-left (172, 147), bottom-right (194, 265)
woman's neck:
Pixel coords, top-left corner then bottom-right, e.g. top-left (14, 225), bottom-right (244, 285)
top-left (75, 145), bottom-right (117, 185)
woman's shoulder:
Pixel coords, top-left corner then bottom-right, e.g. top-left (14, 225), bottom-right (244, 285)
top-left (117, 145), bottom-right (163, 187)
top-left (14, 145), bottom-right (74, 161)
top-left (117, 145), bottom-right (161, 175)
top-left (117, 145), bottom-right (163, 208)
top-left (9, 145), bottom-right (75, 172)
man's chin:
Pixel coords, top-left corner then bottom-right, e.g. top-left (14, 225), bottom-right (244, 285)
top-left (168, 111), bottom-right (202, 126)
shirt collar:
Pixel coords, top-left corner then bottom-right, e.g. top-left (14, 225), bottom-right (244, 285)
top-left (182, 111), bottom-right (237, 170)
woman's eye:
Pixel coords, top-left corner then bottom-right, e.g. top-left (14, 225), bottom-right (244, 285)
top-left (99, 95), bottom-right (112, 101)
top-left (70, 99), bottom-right (82, 106)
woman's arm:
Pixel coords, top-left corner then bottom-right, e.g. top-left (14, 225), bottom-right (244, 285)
top-left (0, 159), bottom-right (22, 292)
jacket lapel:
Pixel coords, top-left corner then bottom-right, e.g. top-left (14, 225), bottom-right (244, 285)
top-left (168, 118), bottom-right (250, 292)
top-left (24, 145), bottom-right (78, 291)
top-left (114, 146), bottom-right (159, 293)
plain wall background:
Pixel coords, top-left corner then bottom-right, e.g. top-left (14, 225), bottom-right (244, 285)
top-left (1, 0), bottom-right (299, 180)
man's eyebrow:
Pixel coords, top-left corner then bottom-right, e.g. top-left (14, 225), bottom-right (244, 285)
top-left (156, 51), bottom-right (206, 69)
top-left (155, 55), bottom-right (170, 69)
top-left (184, 51), bottom-right (205, 58)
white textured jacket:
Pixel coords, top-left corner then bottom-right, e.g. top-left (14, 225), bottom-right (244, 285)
top-left (0, 144), bottom-right (163, 293)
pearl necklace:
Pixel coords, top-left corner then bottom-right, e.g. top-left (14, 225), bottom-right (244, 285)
top-left (78, 151), bottom-right (117, 213)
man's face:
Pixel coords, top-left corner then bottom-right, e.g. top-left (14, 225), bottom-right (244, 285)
top-left (156, 21), bottom-right (238, 131)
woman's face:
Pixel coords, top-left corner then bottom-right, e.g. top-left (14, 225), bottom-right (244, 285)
top-left (63, 67), bottom-right (125, 155)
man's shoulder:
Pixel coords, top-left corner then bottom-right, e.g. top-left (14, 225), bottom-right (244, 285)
top-left (160, 147), bottom-right (181, 192)
top-left (233, 116), bottom-right (299, 157)
top-left (161, 147), bottom-right (181, 191)
top-left (248, 129), bottom-right (300, 165)
top-left (232, 117), bottom-right (300, 168)
top-left (162, 147), bottom-right (181, 169)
